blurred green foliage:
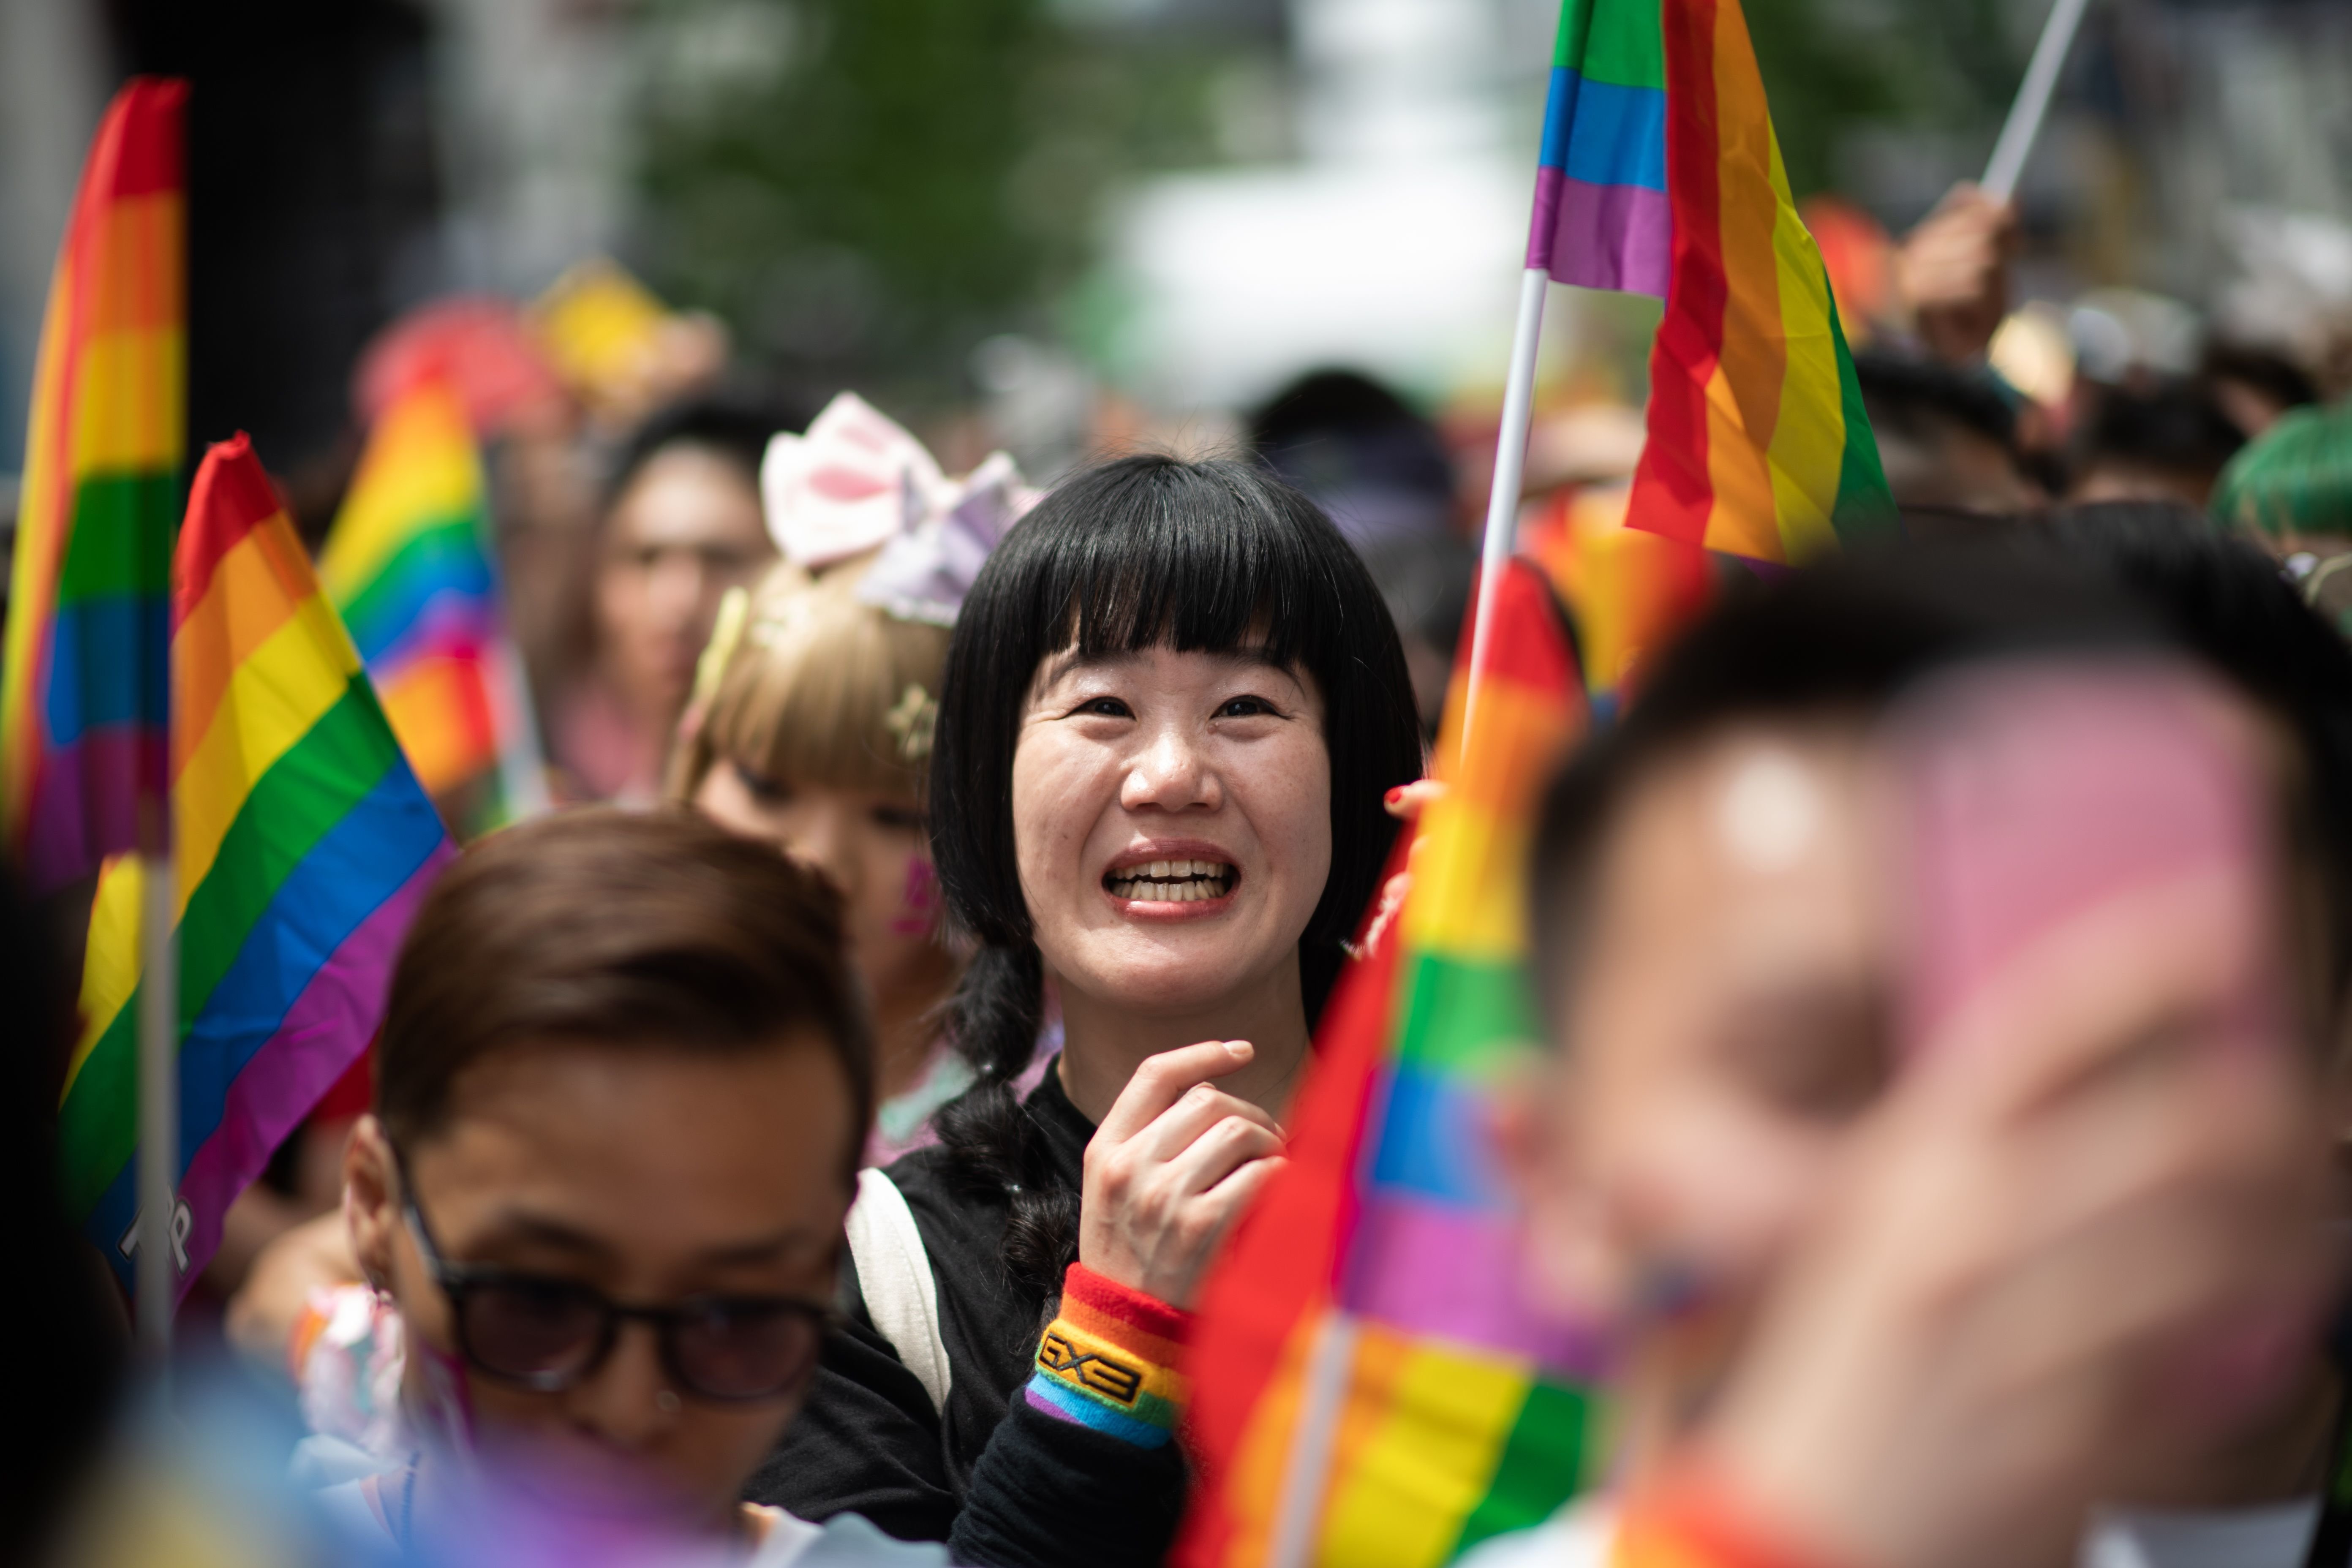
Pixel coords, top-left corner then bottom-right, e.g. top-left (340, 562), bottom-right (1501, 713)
top-left (636, 0), bottom-right (1248, 406)
top-left (634, 0), bottom-right (2030, 402)
top-left (1747, 0), bottom-right (2024, 201)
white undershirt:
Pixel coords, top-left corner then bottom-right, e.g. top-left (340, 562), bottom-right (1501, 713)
top-left (2080, 1500), bottom-right (2320, 1568)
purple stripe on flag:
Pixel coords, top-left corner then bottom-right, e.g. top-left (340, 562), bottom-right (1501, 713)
top-left (1342, 1188), bottom-right (1611, 1377)
top-left (1527, 169), bottom-right (1671, 298)
top-left (172, 842), bottom-right (452, 1300)
top-left (20, 726), bottom-right (168, 891)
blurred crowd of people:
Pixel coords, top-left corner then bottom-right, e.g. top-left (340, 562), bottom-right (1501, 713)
top-left (15, 167), bottom-right (2352, 1568)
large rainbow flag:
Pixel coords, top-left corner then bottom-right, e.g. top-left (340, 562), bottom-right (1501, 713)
top-left (1535, 0), bottom-right (1892, 564)
top-left (320, 378), bottom-right (542, 829)
top-left (2, 79), bottom-right (184, 890)
top-left (64, 436), bottom-right (453, 1299)
top-left (1180, 561), bottom-right (1597, 1568)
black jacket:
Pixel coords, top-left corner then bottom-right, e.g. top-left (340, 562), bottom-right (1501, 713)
top-left (746, 1062), bottom-right (1188, 1568)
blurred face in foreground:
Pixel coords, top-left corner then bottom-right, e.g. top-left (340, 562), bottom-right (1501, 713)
top-left (1509, 710), bottom-right (2340, 1489)
top-left (598, 446), bottom-right (774, 726)
top-left (349, 1036), bottom-right (852, 1538)
top-left (1518, 726), bottom-right (1887, 1445)
top-left (1011, 643), bottom-right (1332, 1023)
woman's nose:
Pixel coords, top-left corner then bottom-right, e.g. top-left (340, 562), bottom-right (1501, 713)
top-left (1121, 724), bottom-right (1220, 812)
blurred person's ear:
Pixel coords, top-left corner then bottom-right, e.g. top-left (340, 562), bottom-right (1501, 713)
top-left (344, 1116), bottom-right (401, 1292)
top-left (1492, 1060), bottom-right (1631, 1328)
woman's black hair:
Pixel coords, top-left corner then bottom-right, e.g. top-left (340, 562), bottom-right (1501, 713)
top-left (928, 452), bottom-right (1423, 1298)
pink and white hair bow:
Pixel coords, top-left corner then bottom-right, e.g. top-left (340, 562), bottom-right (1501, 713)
top-left (761, 391), bottom-right (1037, 627)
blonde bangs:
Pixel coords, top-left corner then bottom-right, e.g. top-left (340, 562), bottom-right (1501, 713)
top-left (693, 561), bottom-right (951, 802)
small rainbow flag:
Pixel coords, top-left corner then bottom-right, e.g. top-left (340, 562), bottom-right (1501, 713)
top-left (1529, 0), bottom-right (1669, 295)
top-left (64, 436), bottom-right (453, 1300)
top-left (2, 79), bottom-right (185, 890)
top-left (320, 378), bottom-right (542, 828)
top-left (1531, 0), bottom-right (1892, 564)
top-left (1181, 561), bottom-right (1598, 1568)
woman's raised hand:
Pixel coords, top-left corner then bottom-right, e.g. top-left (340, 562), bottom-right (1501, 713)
top-left (1080, 1039), bottom-right (1288, 1309)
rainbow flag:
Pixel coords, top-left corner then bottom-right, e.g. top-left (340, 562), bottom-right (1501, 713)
top-left (1529, 0), bottom-right (1669, 295)
top-left (63, 436), bottom-right (453, 1299)
top-left (1530, 0), bottom-right (1892, 564)
top-left (2, 79), bottom-right (185, 890)
top-left (1181, 561), bottom-right (1598, 1568)
top-left (1522, 483), bottom-right (1713, 724)
top-left (319, 378), bottom-right (542, 828)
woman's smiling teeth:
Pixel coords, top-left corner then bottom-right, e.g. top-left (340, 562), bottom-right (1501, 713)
top-left (1106, 858), bottom-right (1237, 903)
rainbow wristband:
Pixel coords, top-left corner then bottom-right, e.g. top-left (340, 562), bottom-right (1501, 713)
top-left (1022, 1263), bottom-right (1191, 1449)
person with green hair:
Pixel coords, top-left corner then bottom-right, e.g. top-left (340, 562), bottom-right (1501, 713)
top-left (2212, 400), bottom-right (2352, 633)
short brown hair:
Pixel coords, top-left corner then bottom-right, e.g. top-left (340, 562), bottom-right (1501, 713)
top-left (376, 809), bottom-right (874, 1184)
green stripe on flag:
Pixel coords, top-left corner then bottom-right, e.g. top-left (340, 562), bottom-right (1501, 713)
top-left (1450, 1380), bottom-right (1596, 1555)
top-left (1554, 0), bottom-right (1664, 88)
top-left (177, 677), bottom-right (401, 1021)
top-left (1391, 953), bottom-right (1543, 1078)
top-left (57, 998), bottom-right (138, 1218)
top-left (55, 471), bottom-right (178, 603)
top-left (1826, 285), bottom-right (1897, 540)
top-left (331, 510), bottom-right (482, 629)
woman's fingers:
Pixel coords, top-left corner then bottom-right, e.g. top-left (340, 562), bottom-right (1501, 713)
top-left (1094, 1039), bottom-right (1256, 1145)
top-left (1156, 1115), bottom-right (1286, 1200)
top-left (1122, 1082), bottom-right (1282, 1167)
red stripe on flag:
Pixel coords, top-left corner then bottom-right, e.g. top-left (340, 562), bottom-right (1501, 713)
top-left (174, 432), bottom-right (290, 627)
top-left (101, 80), bottom-right (187, 198)
top-left (1627, 0), bottom-right (1724, 548)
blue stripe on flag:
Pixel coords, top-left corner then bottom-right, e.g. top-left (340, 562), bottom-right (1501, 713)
top-left (44, 597), bottom-right (168, 742)
top-left (175, 765), bottom-right (446, 1162)
top-left (1538, 67), bottom-right (1666, 192)
top-left (342, 545), bottom-right (495, 664)
top-left (1365, 1064), bottom-right (1513, 1209)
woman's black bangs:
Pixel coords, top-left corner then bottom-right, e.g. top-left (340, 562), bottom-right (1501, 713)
top-left (1044, 462), bottom-right (1337, 675)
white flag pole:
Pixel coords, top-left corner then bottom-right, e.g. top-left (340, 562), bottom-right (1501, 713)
top-left (134, 844), bottom-right (177, 1364)
top-left (1980, 0), bottom-right (2096, 203)
top-left (1458, 266), bottom-right (1552, 757)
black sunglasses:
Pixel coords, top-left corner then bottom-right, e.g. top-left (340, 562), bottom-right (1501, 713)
top-left (400, 1188), bottom-right (830, 1403)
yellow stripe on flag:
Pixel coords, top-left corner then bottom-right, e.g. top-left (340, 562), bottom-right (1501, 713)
top-left (68, 327), bottom-right (185, 474)
top-left (62, 854), bottom-right (143, 1100)
top-left (174, 592), bottom-right (360, 915)
top-left (1761, 137), bottom-right (1845, 561)
top-left (319, 385), bottom-right (481, 595)
top-left (1314, 1336), bottom-right (1530, 1568)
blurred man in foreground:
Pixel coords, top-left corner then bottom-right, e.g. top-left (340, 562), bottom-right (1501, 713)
top-left (1485, 546), bottom-right (2351, 1568)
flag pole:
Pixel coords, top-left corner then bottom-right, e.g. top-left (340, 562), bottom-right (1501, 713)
top-left (1980, 0), bottom-right (2095, 203)
top-left (135, 839), bottom-right (177, 1363)
top-left (1459, 266), bottom-right (1552, 762)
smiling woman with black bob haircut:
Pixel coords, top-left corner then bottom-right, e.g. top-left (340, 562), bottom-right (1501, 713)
top-left (749, 453), bottom-right (1422, 1566)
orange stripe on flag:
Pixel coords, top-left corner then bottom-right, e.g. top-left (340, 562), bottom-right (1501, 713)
top-left (379, 656), bottom-right (498, 795)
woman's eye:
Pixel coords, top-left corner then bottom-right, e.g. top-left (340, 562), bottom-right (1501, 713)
top-left (732, 761), bottom-right (790, 804)
top-left (1217, 695), bottom-right (1278, 719)
top-left (1073, 697), bottom-right (1133, 719)
top-left (872, 803), bottom-right (926, 832)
